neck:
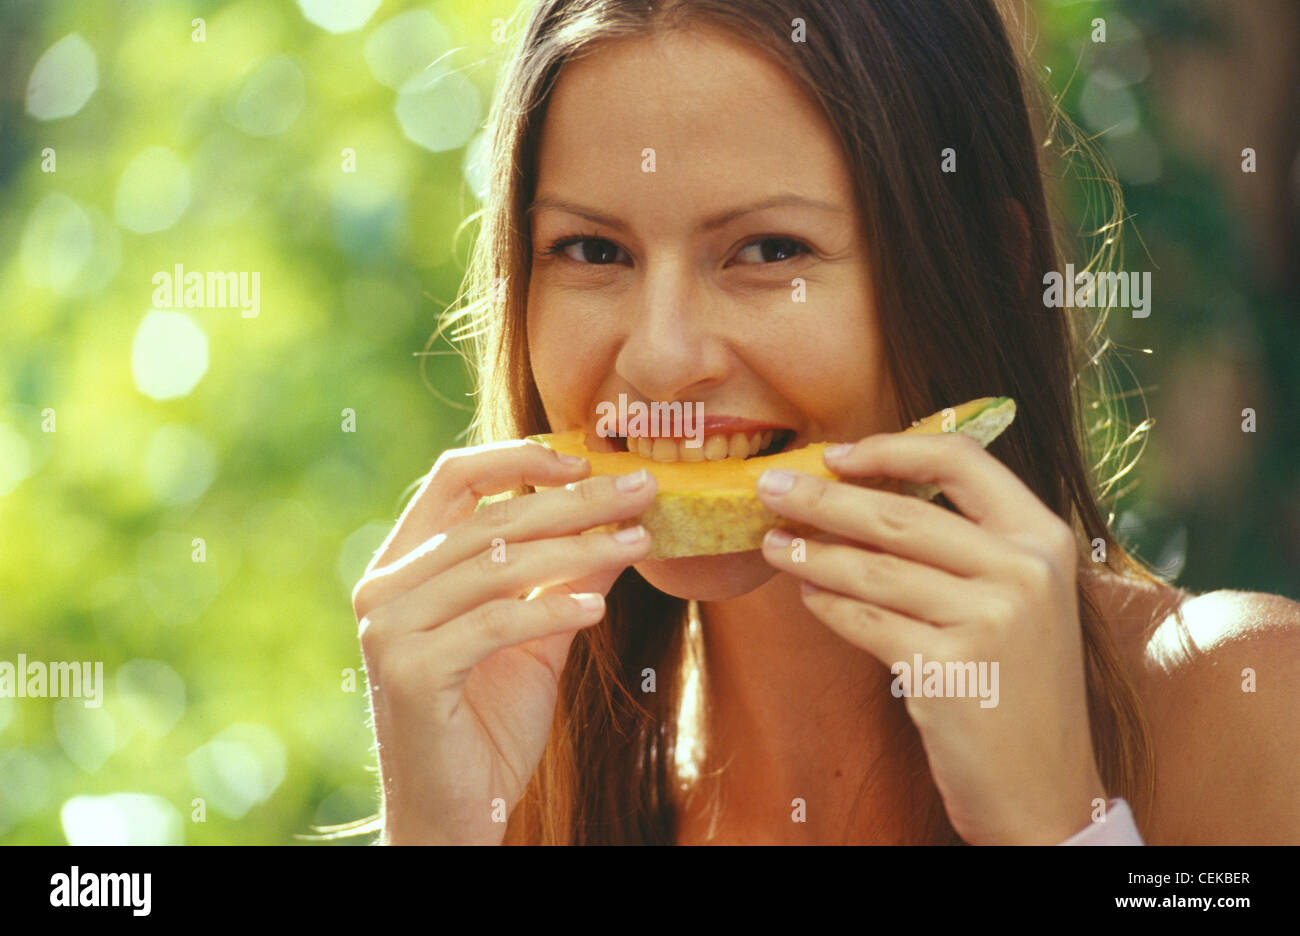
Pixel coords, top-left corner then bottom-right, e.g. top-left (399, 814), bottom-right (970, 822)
top-left (685, 571), bottom-right (941, 844)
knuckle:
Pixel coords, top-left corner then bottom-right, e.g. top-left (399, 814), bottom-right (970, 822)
top-left (581, 531), bottom-right (625, 565)
top-left (542, 592), bottom-right (574, 626)
top-left (476, 600), bottom-right (513, 644)
top-left (856, 434), bottom-right (883, 454)
top-left (475, 544), bottom-right (504, 576)
top-left (574, 475), bottom-right (608, 505)
top-left (1025, 525), bottom-right (1077, 589)
top-left (379, 647), bottom-right (424, 701)
top-left (951, 433), bottom-right (982, 455)
top-left (874, 495), bottom-right (915, 538)
top-left (1018, 552), bottom-right (1055, 590)
top-left (356, 607), bottom-right (387, 653)
top-left (477, 494), bottom-right (517, 532)
top-left (801, 476), bottom-right (831, 512)
top-left (351, 576), bottom-right (374, 622)
top-left (932, 630), bottom-right (968, 663)
top-left (360, 530), bottom-right (395, 578)
top-left (851, 600), bottom-right (886, 629)
top-left (983, 592), bottom-right (1021, 631)
top-left (430, 447), bottom-right (470, 484)
top-left (965, 588), bottom-right (1005, 629)
top-left (1048, 522), bottom-right (1078, 567)
top-left (865, 549), bottom-right (901, 585)
top-left (800, 581), bottom-right (832, 612)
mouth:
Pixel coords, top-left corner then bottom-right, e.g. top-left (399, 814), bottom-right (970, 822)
top-left (611, 427), bottom-right (798, 462)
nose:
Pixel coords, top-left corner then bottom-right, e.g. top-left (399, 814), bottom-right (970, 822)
top-left (613, 260), bottom-right (730, 402)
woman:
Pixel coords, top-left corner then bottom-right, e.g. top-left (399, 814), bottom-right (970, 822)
top-left (350, 0), bottom-right (1299, 845)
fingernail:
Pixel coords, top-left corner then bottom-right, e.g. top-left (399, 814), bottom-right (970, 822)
top-left (556, 453), bottom-right (587, 468)
top-left (764, 527), bottom-right (793, 548)
top-left (758, 469), bottom-right (796, 495)
top-left (573, 592), bottom-right (604, 612)
top-left (616, 469), bottom-right (648, 492)
top-left (613, 524), bottom-right (647, 544)
top-left (825, 443), bottom-right (853, 460)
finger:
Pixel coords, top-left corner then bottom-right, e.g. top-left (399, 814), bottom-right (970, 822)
top-left (798, 582), bottom-right (942, 666)
top-left (762, 531), bottom-right (981, 625)
top-left (375, 440), bottom-right (591, 566)
top-left (363, 469), bottom-right (656, 609)
top-left (755, 470), bottom-right (1020, 578)
top-left (527, 560), bottom-right (628, 608)
top-left (432, 591), bottom-right (608, 682)
top-left (821, 432), bottom-right (1054, 535)
top-left (376, 526), bottom-right (651, 641)
top-left (400, 592), bottom-right (608, 696)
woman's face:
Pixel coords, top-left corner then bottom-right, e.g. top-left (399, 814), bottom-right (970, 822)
top-left (527, 24), bottom-right (896, 600)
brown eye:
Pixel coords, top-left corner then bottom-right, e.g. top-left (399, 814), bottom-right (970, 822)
top-left (735, 237), bottom-right (811, 264)
top-left (552, 237), bottom-right (628, 265)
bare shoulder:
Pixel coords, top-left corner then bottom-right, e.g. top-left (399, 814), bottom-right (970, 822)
top-left (1098, 575), bottom-right (1300, 844)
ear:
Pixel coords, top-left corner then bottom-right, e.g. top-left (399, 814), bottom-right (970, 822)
top-left (1000, 197), bottom-right (1032, 290)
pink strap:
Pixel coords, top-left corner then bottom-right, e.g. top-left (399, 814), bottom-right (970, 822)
top-left (1059, 798), bottom-right (1144, 845)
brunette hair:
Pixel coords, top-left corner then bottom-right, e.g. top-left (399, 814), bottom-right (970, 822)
top-left (417, 0), bottom-right (1159, 844)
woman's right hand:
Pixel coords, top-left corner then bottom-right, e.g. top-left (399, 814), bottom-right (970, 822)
top-left (351, 439), bottom-right (656, 845)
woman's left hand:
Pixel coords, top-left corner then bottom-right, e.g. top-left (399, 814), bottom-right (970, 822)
top-left (757, 430), bottom-right (1107, 845)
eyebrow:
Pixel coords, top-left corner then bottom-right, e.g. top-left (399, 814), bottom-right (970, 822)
top-left (526, 193), bottom-right (847, 233)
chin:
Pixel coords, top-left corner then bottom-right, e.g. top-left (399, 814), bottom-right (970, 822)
top-left (634, 550), bottom-right (778, 600)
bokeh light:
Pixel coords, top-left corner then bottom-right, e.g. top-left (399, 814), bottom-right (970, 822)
top-left (116, 659), bottom-right (188, 743)
top-left (130, 311), bottom-right (209, 401)
top-left (225, 55), bottom-right (306, 137)
top-left (18, 194), bottom-right (123, 295)
top-left (395, 69), bottom-right (481, 153)
top-left (364, 9), bottom-right (451, 90)
top-left (0, 422), bottom-right (33, 497)
top-left (297, 0), bottom-right (381, 34)
top-left (186, 724), bottom-right (287, 820)
top-left (60, 793), bottom-right (183, 846)
top-left (114, 147), bottom-right (193, 235)
top-left (143, 424), bottom-right (218, 506)
top-left (54, 701), bottom-right (116, 774)
top-left (25, 33), bottom-right (98, 120)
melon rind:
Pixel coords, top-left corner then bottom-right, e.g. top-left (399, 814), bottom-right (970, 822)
top-left (528, 397), bottom-right (1016, 560)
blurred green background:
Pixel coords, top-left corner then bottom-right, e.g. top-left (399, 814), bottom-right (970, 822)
top-left (0, 0), bottom-right (1295, 844)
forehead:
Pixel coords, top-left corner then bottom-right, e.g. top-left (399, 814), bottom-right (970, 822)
top-left (533, 25), bottom-right (854, 213)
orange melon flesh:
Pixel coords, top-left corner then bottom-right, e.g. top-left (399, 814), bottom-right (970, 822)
top-left (527, 396), bottom-right (1015, 559)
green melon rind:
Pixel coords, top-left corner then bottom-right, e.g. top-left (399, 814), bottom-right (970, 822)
top-left (532, 397), bottom-right (1017, 560)
top-left (896, 396), bottom-right (1017, 501)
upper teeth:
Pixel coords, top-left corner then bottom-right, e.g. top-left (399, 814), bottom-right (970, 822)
top-left (628, 430), bottom-right (774, 462)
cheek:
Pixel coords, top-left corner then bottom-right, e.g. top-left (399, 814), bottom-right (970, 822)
top-left (526, 307), bottom-right (557, 396)
top-left (526, 295), bottom-right (610, 422)
top-left (766, 304), bottom-right (889, 425)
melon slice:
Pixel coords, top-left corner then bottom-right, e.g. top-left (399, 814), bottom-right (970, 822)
top-left (527, 396), bottom-right (1016, 559)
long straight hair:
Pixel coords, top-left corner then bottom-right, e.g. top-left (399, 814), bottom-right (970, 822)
top-left (431, 0), bottom-right (1159, 844)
